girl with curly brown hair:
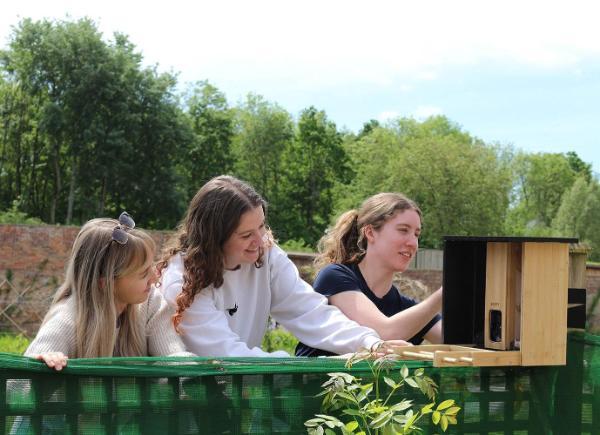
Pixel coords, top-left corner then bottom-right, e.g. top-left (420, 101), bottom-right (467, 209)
top-left (158, 175), bottom-right (404, 357)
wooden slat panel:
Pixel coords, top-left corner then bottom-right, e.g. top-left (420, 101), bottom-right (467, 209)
top-left (485, 243), bottom-right (510, 350)
top-left (520, 242), bottom-right (569, 365)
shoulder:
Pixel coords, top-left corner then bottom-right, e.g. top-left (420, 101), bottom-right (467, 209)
top-left (25, 298), bottom-right (76, 357)
top-left (313, 263), bottom-right (362, 296)
top-left (160, 253), bottom-right (186, 302)
top-left (162, 253), bottom-right (185, 281)
top-left (265, 244), bottom-right (289, 264)
top-left (145, 286), bottom-right (168, 316)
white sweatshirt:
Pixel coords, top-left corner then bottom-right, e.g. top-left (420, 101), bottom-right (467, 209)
top-left (161, 245), bottom-right (381, 357)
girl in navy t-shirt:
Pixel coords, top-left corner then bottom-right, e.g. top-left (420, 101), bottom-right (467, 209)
top-left (296, 193), bottom-right (442, 357)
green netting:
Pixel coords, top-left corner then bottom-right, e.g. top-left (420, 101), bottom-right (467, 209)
top-left (1, 332), bottom-right (598, 434)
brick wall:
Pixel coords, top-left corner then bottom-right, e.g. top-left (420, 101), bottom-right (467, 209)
top-left (586, 265), bottom-right (600, 332)
top-left (1, 224), bottom-right (598, 335)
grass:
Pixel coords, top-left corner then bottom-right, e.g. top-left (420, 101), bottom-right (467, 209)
top-left (0, 333), bottom-right (30, 354)
top-left (0, 329), bottom-right (299, 356)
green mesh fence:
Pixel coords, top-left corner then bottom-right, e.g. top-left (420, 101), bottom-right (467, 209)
top-left (1, 332), bottom-right (598, 434)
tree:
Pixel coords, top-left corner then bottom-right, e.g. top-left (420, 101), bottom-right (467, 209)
top-left (552, 176), bottom-right (600, 261)
top-left (232, 93), bottom-right (294, 205)
top-left (182, 81), bottom-right (234, 197)
top-left (338, 116), bottom-right (512, 248)
top-left (507, 152), bottom-right (577, 232)
top-left (277, 107), bottom-right (353, 245)
top-left (1, 18), bottom-right (191, 227)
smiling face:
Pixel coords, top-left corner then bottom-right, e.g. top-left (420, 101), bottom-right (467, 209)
top-left (222, 206), bottom-right (267, 269)
top-left (364, 209), bottom-right (421, 273)
top-left (114, 259), bottom-right (158, 314)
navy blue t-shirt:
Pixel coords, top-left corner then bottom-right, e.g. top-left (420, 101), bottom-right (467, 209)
top-left (295, 263), bottom-right (441, 357)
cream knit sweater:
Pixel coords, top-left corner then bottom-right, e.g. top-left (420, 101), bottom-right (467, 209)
top-left (25, 287), bottom-right (194, 358)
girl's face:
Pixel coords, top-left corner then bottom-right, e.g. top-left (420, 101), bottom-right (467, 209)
top-left (365, 209), bottom-right (421, 273)
top-left (114, 258), bottom-right (158, 314)
top-left (222, 206), bottom-right (266, 269)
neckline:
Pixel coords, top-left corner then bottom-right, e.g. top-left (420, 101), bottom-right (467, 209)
top-left (349, 263), bottom-right (395, 301)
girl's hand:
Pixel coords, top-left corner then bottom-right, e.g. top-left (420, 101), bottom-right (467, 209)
top-left (369, 339), bottom-right (412, 357)
top-left (35, 352), bottom-right (68, 371)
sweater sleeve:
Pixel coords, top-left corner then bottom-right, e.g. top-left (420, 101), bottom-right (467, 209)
top-left (145, 287), bottom-right (195, 357)
top-left (161, 257), bottom-right (288, 358)
top-left (268, 246), bottom-right (382, 355)
top-left (24, 301), bottom-right (76, 357)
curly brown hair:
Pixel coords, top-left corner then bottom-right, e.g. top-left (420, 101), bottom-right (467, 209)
top-left (157, 175), bottom-right (270, 332)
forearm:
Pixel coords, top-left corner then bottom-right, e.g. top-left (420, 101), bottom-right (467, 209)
top-left (379, 289), bottom-right (442, 341)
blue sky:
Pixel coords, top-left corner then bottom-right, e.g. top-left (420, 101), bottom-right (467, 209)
top-left (2, 0), bottom-right (599, 175)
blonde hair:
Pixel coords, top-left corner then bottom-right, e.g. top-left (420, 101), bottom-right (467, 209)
top-left (315, 193), bottom-right (421, 269)
top-left (48, 218), bottom-right (156, 358)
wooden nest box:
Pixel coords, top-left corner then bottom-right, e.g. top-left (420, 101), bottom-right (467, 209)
top-left (395, 236), bottom-right (584, 367)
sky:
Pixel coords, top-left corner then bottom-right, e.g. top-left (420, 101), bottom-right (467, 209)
top-left (2, 0), bottom-right (600, 175)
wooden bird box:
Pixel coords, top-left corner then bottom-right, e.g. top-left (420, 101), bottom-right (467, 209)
top-left (394, 236), bottom-right (580, 367)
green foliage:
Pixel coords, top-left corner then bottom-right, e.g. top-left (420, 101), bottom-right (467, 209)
top-left (0, 333), bottom-right (30, 354)
top-left (232, 93), bottom-right (294, 204)
top-left (0, 17), bottom-right (190, 228)
top-left (182, 80), bottom-right (234, 196)
top-left (279, 238), bottom-right (315, 253)
top-left (552, 176), bottom-right (600, 261)
top-left (305, 349), bottom-right (461, 434)
top-left (507, 152), bottom-right (577, 233)
top-left (1, 16), bottom-right (597, 253)
top-left (0, 199), bottom-right (43, 224)
top-left (338, 116), bottom-right (512, 248)
top-left (261, 326), bottom-right (299, 355)
top-left (277, 107), bottom-right (354, 246)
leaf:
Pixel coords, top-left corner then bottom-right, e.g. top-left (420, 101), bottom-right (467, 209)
top-left (337, 391), bottom-right (358, 404)
top-left (401, 365), bottom-right (409, 379)
top-left (421, 402), bottom-right (435, 414)
top-left (432, 411), bottom-right (441, 424)
top-left (436, 399), bottom-right (455, 411)
top-left (384, 376), bottom-right (397, 389)
top-left (444, 406), bottom-right (461, 416)
top-left (305, 418), bottom-right (325, 427)
top-left (342, 409), bottom-right (363, 417)
top-left (405, 378), bottom-right (418, 388)
top-left (440, 415), bottom-right (448, 431)
top-left (447, 415), bottom-right (457, 425)
top-left (370, 411), bottom-right (393, 429)
top-left (345, 421), bottom-right (359, 432)
top-left (325, 429), bottom-right (336, 435)
top-left (414, 368), bottom-right (424, 377)
top-left (402, 411), bottom-right (418, 432)
top-left (389, 399), bottom-right (413, 412)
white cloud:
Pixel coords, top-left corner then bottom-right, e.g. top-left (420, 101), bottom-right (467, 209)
top-left (413, 106), bottom-right (443, 120)
top-left (2, 0), bottom-right (600, 90)
top-left (377, 111), bottom-right (401, 122)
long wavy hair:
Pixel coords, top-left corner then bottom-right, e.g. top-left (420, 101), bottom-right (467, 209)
top-left (157, 175), bottom-right (272, 332)
top-left (315, 192), bottom-right (421, 270)
top-left (48, 218), bottom-right (155, 358)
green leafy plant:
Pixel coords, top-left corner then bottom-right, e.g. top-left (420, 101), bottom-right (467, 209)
top-left (305, 349), bottom-right (461, 434)
top-left (0, 333), bottom-right (30, 354)
top-left (0, 199), bottom-right (43, 225)
top-left (261, 326), bottom-right (299, 355)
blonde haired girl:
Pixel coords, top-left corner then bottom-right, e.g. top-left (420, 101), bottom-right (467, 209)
top-left (25, 212), bottom-right (192, 370)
